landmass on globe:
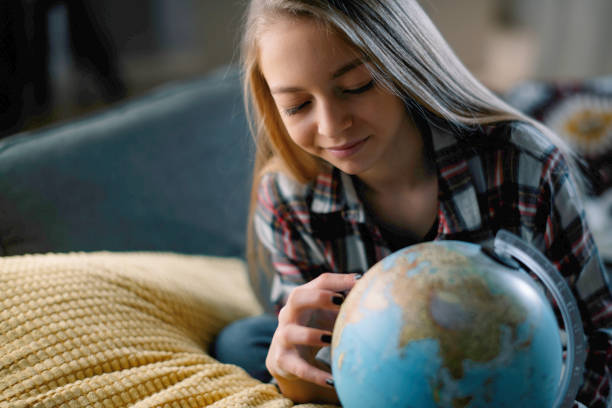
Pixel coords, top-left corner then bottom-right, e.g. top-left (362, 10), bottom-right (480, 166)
top-left (331, 241), bottom-right (563, 408)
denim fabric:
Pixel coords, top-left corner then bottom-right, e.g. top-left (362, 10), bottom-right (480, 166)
top-left (211, 314), bottom-right (278, 383)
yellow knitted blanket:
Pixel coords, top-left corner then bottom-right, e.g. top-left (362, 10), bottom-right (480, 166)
top-left (0, 252), bottom-right (337, 408)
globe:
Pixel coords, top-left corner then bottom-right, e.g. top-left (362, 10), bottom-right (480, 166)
top-left (331, 239), bottom-right (566, 408)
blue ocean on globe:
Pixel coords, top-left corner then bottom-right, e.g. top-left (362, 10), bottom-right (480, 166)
top-left (331, 241), bottom-right (563, 408)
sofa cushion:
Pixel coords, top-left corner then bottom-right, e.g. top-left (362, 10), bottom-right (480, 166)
top-left (0, 66), bottom-right (252, 257)
top-left (0, 251), bottom-right (335, 407)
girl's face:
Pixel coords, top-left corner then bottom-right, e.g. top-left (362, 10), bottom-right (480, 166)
top-left (258, 17), bottom-right (419, 179)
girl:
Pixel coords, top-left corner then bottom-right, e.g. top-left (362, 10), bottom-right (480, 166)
top-left (212, 1), bottom-right (611, 405)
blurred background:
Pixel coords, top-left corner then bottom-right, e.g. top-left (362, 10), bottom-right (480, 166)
top-left (1, 0), bottom-right (611, 138)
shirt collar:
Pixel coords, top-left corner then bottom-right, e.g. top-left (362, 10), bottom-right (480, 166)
top-left (431, 123), bottom-right (484, 236)
top-left (310, 164), bottom-right (366, 223)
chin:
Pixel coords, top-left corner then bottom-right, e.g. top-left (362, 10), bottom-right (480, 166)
top-left (330, 161), bottom-right (366, 175)
top-left (324, 149), bottom-right (377, 176)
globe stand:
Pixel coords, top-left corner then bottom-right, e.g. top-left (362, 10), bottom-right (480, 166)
top-left (493, 230), bottom-right (587, 408)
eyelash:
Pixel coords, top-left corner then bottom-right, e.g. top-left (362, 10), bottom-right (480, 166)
top-left (283, 80), bottom-right (375, 116)
top-left (284, 102), bottom-right (310, 116)
top-left (343, 80), bottom-right (374, 95)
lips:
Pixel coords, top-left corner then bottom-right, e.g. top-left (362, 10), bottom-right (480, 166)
top-left (325, 136), bottom-right (369, 159)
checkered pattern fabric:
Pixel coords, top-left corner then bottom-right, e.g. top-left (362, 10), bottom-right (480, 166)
top-left (505, 76), bottom-right (612, 196)
top-left (254, 120), bottom-right (611, 407)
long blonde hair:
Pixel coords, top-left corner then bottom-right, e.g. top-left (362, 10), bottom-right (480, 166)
top-left (241, 0), bottom-right (580, 307)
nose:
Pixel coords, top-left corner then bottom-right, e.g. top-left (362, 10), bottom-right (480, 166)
top-left (316, 100), bottom-right (352, 138)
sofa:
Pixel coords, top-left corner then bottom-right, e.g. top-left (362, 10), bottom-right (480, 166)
top-left (0, 66), bottom-right (330, 407)
top-left (1, 65), bottom-right (611, 407)
top-left (0, 66), bottom-right (252, 259)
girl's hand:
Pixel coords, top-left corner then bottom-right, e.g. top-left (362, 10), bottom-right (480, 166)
top-left (266, 272), bottom-right (359, 403)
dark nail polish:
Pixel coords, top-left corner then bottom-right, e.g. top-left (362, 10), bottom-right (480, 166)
top-left (325, 378), bottom-right (335, 387)
top-left (321, 334), bottom-right (332, 343)
top-left (332, 295), bottom-right (344, 305)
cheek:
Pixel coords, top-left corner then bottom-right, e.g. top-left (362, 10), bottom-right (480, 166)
top-left (364, 87), bottom-right (405, 115)
top-left (283, 119), bottom-right (316, 150)
top-left (367, 96), bottom-right (406, 129)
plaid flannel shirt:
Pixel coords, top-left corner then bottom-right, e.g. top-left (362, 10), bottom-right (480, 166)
top-left (254, 120), bottom-right (612, 407)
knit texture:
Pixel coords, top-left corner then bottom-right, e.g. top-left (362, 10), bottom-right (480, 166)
top-left (0, 252), bottom-right (336, 408)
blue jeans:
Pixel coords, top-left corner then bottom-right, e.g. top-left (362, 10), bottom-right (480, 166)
top-left (210, 314), bottom-right (278, 382)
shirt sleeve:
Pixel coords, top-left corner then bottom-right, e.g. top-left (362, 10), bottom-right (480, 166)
top-left (253, 173), bottom-right (329, 311)
top-left (534, 149), bottom-right (612, 407)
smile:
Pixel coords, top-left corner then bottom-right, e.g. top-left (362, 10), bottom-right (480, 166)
top-left (325, 136), bottom-right (369, 159)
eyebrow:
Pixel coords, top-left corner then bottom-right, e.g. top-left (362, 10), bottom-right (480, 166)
top-left (270, 58), bottom-right (364, 94)
top-left (332, 58), bottom-right (363, 79)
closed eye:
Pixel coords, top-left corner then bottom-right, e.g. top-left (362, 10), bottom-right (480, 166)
top-left (284, 101), bottom-right (311, 116)
top-left (282, 80), bottom-right (374, 116)
top-left (343, 80), bottom-right (374, 95)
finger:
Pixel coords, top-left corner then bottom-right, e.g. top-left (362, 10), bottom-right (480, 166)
top-left (308, 308), bottom-right (340, 331)
top-left (279, 290), bottom-right (344, 326)
top-left (286, 286), bottom-right (345, 311)
top-left (280, 353), bottom-right (335, 389)
top-left (306, 272), bottom-right (361, 293)
top-left (282, 324), bottom-right (333, 347)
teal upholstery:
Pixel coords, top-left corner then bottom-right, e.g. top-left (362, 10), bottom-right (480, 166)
top-left (0, 67), bottom-right (252, 257)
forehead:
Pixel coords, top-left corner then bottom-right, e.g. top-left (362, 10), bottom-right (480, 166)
top-left (257, 16), bottom-right (361, 85)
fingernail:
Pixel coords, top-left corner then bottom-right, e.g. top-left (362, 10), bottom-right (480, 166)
top-left (321, 334), bottom-right (332, 343)
top-left (354, 273), bottom-right (363, 280)
top-left (332, 295), bottom-right (344, 305)
top-left (325, 378), bottom-right (335, 387)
